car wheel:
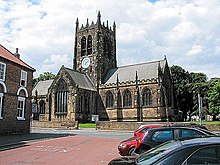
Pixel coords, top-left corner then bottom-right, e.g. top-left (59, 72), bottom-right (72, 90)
top-left (128, 147), bottom-right (136, 156)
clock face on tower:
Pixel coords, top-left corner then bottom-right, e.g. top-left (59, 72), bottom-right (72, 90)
top-left (81, 57), bottom-right (90, 69)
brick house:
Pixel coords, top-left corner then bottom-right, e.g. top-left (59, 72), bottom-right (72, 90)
top-left (32, 12), bottom-right (178, 128)
top-left (0, 45), bottom-right (35, 134)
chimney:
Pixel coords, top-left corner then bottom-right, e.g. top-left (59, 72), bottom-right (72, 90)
top-left (14, 48), bottom-right (20, 59)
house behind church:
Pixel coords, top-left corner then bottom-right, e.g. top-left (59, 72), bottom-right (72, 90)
top-left (32, 12), bottom-right (177, 128)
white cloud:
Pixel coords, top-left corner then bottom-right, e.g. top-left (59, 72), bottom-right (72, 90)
top-left (186, 45), bottom-right (203, 56)
top-left (38, 54), bottom-right (72, 76)
top-left (1, 0), bottom-right (220, 79)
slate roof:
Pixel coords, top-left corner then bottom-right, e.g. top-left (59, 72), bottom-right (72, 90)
top-left (65, 67), bottom-right (96, 91)
top-left (32, 79), bottom-right (53, 96)
top-left (0, 45), bottom-right (35, 71)
top-left (103, 59), bottom-right (166, 84)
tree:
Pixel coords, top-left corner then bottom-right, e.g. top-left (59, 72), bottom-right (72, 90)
top-left (208, 81), bottom-right (220, 120)
top-left (188, 73), bottom-right (209, 118)
top-left (33, 72), bottom-right (55, 86)
top-left (171, 65), bottom-right (192, 121)
top-left (171, 66), bottom-right (210, 121)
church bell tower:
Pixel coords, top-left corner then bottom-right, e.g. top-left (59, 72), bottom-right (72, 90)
top-left (73, 11), bottom-right (117, 88)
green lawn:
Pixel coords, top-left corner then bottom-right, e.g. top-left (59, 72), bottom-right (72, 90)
top-left (192, 121), bottom-right (220, 125)
top-left (79, 123), bottom-right (96, 128)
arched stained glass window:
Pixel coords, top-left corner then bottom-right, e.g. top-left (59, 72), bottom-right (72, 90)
top-left (87, 35), bottom-right (92, 55)
top-left (106, 91), bottom-right (114, 108)
top-left (123, 89), bottom-right (132, 108)
top-left (81, 36), bottom-right (86, 56)
top-left (55, 79), bottom-right (68, 114)
top-left (142, 88), bottom-right (152, 107)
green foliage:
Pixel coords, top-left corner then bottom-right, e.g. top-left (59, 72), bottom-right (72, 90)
top-left (208, 81), bottom-right (220, 118)
top-left (37, 72), bottom-right (55, 81)
top-left (33, 72), bottom-right (55, 86)
top-left (171, 65), bottom-right (214, 121)
top-left (171, 65), bottom-right (192, 120)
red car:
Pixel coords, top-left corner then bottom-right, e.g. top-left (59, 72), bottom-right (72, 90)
top-left (118, 136), bottom-right (140, 156)
top-left (118, 124), bottom-right (162, 156)
top-left (134, 126), bottom-right (216, 155)
top-left (133, 124), bottom-right (163, 137)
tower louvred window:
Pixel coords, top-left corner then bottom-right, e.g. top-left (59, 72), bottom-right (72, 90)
top-left (87, 35), bottom-right (92, 55)
top-left (81, 36), bottom-right (86, 56)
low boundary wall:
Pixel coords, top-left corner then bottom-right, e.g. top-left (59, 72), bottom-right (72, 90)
top-left (32, 120), bottom-right (79, 129)
top-left (96, 121), bottom-right (220, 131)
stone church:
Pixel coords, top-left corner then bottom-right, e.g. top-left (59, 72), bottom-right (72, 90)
top-left (32, 11), bottom-right (177, 127)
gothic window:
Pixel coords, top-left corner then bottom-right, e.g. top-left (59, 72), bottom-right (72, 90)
top-left (39, 100), bottom-right (45, 114)
top-left (123, 89), bottom-right (132, 108)
top-left (55, 79), bottom-right (68, 114)
top-left (87, 35), bottom-right (92, 55)
top-left (84, 94), bottom-right (90, 113)
top-left (142, 88), bottom-right (152, 107)
top-left (81, 36), bottom-right (86, 56)
top-left (106, 91), bottom-right (114, 108)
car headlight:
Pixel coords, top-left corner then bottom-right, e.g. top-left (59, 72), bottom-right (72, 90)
top-left (119, 143), bottom-right (127, 147)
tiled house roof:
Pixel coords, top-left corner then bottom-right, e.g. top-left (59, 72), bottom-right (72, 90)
top-left (0, 44), bottom-right (35, 71)
top-left (103, 59), bottom-right (166, 84)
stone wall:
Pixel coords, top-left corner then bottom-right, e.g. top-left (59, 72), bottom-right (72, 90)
top-left (32, 120), bottom-right (79, 129)
top-left (96, 121), bottom-right (220, 131)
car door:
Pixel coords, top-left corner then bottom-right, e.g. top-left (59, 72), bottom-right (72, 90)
top-left (182, 145), bottom-right (220, 164)
top-left (151, 129), bottom-right (174, 146)
top-left (177, 128), bottom-right (204, 139)
top-left (135, 129), bottom-right (174, 154)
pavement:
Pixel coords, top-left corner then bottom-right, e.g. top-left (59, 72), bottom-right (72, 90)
top-left (0, 131), bottom-right (74, 151)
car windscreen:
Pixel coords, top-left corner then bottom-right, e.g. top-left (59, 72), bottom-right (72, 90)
top-left (136, 140), bottom-right (182, 165)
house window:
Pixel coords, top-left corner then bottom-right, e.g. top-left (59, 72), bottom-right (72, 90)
top-left (39, 100), bottom-right (45, 114)
top-left (55, 79), bottom-right (68, 114)
top-left (81, 36), bottom-right (86, 56)
top-left (0, 62), bottom-right (6, 81)
top-left (106, 91), bottom-right (114, 108)
top-left (20, 70), bottom-right (27, 87)
top-left (0, 93), bottom-right (3, 119)
top-left (123, 89), bottom-right (132, 108)
top-left (142, 88), bottom-right (152, 107)
top-left (87, 35), bottom-right (92, 55)
top-left (17, 96), bottom-right (25, 120)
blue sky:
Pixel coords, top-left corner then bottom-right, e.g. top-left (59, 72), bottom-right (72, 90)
top-left (1, 0), bottom-right (220, 79)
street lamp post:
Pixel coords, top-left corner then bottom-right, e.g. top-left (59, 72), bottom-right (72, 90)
top-left (198, 93), bottom-right (203, 125)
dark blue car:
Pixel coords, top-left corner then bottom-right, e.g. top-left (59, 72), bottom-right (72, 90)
top-left (108, 136), bottom-right (220, 165)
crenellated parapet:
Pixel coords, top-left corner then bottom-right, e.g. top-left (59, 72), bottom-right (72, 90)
top-left (76, 11), bottom-right (115, 35)
top-left (100, 78), bottom-right (159, 89)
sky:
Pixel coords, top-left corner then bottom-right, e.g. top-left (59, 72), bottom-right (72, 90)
top-left (1, 0), bottom-right (220, 79)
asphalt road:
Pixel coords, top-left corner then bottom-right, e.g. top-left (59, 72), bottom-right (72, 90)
top-left (0, 128), bottom-right (133, 165)
top-left (31, 127), bottom-right (134, 139)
